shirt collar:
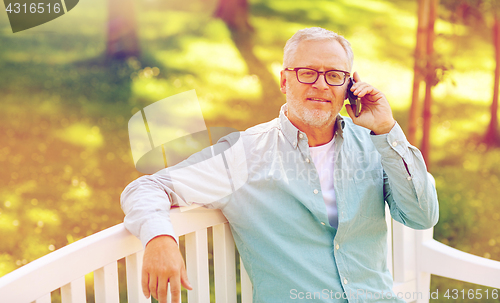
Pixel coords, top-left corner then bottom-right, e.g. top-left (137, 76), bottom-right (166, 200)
top-left (279, 104), bottom-right (345, 149)
top-left (335, 115), bottom-right (345, 139)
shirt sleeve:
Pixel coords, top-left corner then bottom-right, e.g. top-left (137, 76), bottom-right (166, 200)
top-left (120, 132), bottom-right (247, 247)
top-left (370, 122), bottom-right (439, 229)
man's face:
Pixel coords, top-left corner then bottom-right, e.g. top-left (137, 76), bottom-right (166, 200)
top-left (280, 39), bottom-right (350, 131)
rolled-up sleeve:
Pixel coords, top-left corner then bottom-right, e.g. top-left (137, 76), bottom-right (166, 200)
top-left (120, 173), bottom-right (181, 247)
top-left (370, 122), bottom-right (439, 229)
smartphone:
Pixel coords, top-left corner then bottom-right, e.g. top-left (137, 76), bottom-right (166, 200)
top-left (346, 77), bottom-right (361, 117)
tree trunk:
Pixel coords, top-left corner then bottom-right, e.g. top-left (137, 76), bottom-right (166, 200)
top-left (214, 0), bottom-right (284, 117)
top-left (408, 0), bottom-right (431, 146)
top-left (106, 0), bottom-right (140, 60)
top-left (484, 14), bottom-right (500, 146)
top-left (421, 0), bottom-right (438, 167)
top-left (214, 0), bottom-right (250, 30)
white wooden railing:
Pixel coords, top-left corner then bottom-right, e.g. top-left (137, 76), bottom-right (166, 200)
top-left (1, 205), bottom-right (499, 303)
top-left (388, 213), bottom-right (500, 302)
top-left (0, 206), bottom-right (251, 303)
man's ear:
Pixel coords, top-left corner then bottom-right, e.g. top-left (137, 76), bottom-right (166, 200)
top-left (280, 70), bottom-right (287, 94)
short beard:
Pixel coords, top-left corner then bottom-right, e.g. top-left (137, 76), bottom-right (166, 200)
top-left (297, 107), bottom-right (333, 128)
top-left (284, 85), bottom-right (339, 129)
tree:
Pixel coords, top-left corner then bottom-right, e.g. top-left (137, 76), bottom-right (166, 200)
top-left (214, 0), bottom-right (284, 117)
top-left (408, 0), bottom-right (431, 146)
top-left (106, 0), bottom-right (140, 60)
top-left (420, 0), bottom-right (439, 165)
top-left (443, 0), bottom-right (500, 146)
top-left (484, 12), bottom-right (500, 146)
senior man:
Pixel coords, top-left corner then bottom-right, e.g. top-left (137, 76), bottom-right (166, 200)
top-left (121, 27), bottom-right (439, 303)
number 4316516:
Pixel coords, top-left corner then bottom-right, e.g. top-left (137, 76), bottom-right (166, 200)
top-left (6, 2), bottom-right (61, 14)
top-left (443, 288), bottom-right (498, 300)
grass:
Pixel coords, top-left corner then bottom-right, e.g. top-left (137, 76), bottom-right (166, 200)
top-left (0, 0), bottom-right (499, 301)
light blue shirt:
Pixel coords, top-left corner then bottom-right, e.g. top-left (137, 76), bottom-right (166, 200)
top-left (121, 105), bottom-right (439, 302)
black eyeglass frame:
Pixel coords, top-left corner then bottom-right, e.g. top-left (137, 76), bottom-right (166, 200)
top-left (284, 67), bottom-right (351, 86)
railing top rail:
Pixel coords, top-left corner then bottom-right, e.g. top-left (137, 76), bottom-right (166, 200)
top-left (0, 207), bottom-right (227, 303)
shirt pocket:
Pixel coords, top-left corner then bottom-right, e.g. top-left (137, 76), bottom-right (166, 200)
top-left (354, 169), bottom-right (385, 220)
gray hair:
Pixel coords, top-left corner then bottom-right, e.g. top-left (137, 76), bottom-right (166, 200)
top-left (283, 27), bottom-right (354, 71)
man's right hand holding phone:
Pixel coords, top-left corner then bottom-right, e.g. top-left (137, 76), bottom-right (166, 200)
top-left (345, 71), bottom-right (396, 135)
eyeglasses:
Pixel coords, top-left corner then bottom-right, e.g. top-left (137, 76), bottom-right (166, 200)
top-left (284, 67), bottom-right (350, 86)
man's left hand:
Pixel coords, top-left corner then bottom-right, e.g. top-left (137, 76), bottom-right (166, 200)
top-left (345, 72), bottom-right (396, 135)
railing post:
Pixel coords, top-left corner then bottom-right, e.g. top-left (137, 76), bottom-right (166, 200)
top-left (415, 227), bottom-right (433, 303)
top-left (125, 250), bottom-right (150, 303)
top-left (94, 262), bottom-right (120, 303)
top-left (240, 257), bottom-right (253, 303)
top-left (61, 276), bottom-right (86, 303)
top-left (185, 229), bottom-right (210, 303)
top-left (213, 223), bottom-right (236, 303)
top-left (392, 220), bottom-right (416, 283)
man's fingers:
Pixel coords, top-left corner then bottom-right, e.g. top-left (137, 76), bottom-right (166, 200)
top-left (141, 271), bottom-right (150, 299)
top-left (141, 236), bottom-right (190, 303)
top-left (352, 83), bottom-right (384, 103)
top-left (149, 274), bottom-right (159, 302)
top-left (157, 275), bottom-right (169, 303)
top-left (345, 104), bottom-right (356, 120)
top-left (181, 266), bottom-right (193, 290)
top-left (351, 82), bottom-right (372, 98)
top-left (352, 71), bottom-right (361, 82)
top-left (350, 72), bottom-right (381, 100)
top-left (170, 273), bottom-right (182, 303)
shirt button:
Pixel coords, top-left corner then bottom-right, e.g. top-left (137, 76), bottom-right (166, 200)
top-left (293, 141), bottom-right (297, 146)
top-left (299, 133), bottom-right (304, 139)
top-left (305, 158), bottom-right (310, 163)
top-left (392, 141), bottom-right (398, 147)
top-left (313, 189), bottom-right (319, 194)
top-left (343, 278), bottom-right (348, 284)
top-left (321, 222), bottom-right (326, 226)
top-left (336, 243), bottom-right (340, 250)
top-left (407, 176), bottom-right (412, 181)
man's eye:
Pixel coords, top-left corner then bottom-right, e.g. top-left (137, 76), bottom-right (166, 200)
top-left (327, 72), bottom-right (342, 79)
top-left (300, 71), bottom-right (316, 77)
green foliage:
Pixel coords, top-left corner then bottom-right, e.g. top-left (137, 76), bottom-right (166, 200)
top-left (433, 148), bottom-right (500, 258)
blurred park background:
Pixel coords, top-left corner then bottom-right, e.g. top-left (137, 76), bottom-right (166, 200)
top-left (1, 0), bottom-right (500, 302)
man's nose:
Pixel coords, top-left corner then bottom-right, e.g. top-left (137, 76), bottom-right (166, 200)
top-left (312, 73), bottom-right (329, 89)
